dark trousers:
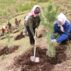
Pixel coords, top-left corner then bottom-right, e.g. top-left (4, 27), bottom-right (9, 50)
top-left (26, 26), bottom-right (35, 45)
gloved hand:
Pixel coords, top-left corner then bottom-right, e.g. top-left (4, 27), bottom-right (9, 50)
top-left (34, 35), bottom-right (36, 39)
top-left (51, 38), bottom-right (58, 47)
top-left (51, 39), bottom-right (57, 43)
top-left (51, 35), bottom-right (56, 43)
top-left (51, 36), bottom-right (58, 48)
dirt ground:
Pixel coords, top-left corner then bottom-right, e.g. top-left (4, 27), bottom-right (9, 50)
top-left (0, 25), bottom-right (71, 71)
top-left (11, 43), bottom-right (71, 71)
top-left (0, 44), bottom-right (30, 71)
top-left (1, 34), bottom-right (69, 71)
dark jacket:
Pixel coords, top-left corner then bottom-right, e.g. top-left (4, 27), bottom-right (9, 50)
top-left (24, 15), bottom-right (40, 35)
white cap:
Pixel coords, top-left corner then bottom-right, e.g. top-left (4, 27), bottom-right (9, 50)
top-left (57, 13), bottom-right (69, 25)
top-left (25, 5), bottom-right (41, 21)
top-left (31, 5), bottom-right (40, 13)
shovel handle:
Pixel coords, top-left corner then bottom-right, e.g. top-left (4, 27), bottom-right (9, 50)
top-left (33, 33), bottom-right (37, 59)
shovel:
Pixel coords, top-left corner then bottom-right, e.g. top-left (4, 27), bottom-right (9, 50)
top-left (30, 33), bottom-right (40, 63)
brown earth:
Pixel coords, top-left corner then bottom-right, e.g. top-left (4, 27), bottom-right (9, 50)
top-left (0, 45), bottom-right (19, 56)
top-left (12, 44), bottom-right (71, 71)
top-left (0, 25), bottom-right (71, 71)
top-left (0, 26), bottom-right (71, 71)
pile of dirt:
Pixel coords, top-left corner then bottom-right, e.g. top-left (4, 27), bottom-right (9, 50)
top-left (14, 32), bottom-right (25, 40)
top-left (13, 44), bottom-right (69, 71)
top-left (0, 45), bottom-right (19, 56)
top-left (14, 48), bottom-right (53, 71)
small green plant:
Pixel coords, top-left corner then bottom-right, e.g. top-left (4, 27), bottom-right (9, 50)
top-left (5, 18), bottom-right (11, 47)
top-left (41, 1), bottom-right (58, 57)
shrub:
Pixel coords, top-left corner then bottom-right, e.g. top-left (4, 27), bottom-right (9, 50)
top-left (41, 2), bottom-right (58, 57)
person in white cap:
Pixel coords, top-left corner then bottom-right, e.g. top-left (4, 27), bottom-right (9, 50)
top-left (51, 13), bottom-right (71, 44)
top-left (24, 5), bottom-right (41, 47)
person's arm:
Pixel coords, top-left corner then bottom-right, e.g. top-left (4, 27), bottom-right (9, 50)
top-left (27, 17), bottom-right (35, 36)
top-left (64, 21), bottom-right (71, 33)
top-left (36, 16), bottom-right (41, 28)
top-left (57, 33), bottom-right (68, 43)
top-left (51, 22), bottom-right (62, 43)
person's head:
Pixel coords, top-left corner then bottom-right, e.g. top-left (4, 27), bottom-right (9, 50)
top-left (57, 13), bottom-right (68, 25)
top-left (31, 5), bottom-right (41, 17)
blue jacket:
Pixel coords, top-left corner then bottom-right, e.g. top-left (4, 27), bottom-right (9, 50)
top-left (54, 21), bottom-right (71, 43)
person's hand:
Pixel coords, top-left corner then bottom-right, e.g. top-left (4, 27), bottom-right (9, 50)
top-left (51, 39), bottom-right (58, 47)
top-left (51, 39), bottom-right (56, 43)
top-left (34, 35), bottom-right (36, 39)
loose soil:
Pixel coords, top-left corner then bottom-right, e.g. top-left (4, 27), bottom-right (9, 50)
top-left (13, 44), bottom-right (71, 71)
top-left (0, 45), bottom-right (19, 56)
top-left (15, 32), bottom-right (25, 40)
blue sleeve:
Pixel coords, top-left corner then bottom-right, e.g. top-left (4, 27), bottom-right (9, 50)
top-left (54, 23), bottom-right (63, 34)
top-left (57, 33), bottom-right (68, 43)
top-left (63, 21), bottom-right (71, 33)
